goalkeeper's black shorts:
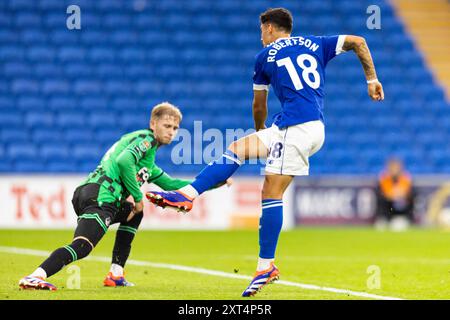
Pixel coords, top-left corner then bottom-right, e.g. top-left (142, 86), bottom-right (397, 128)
top-left (71, 183), bottom-right (134, 244)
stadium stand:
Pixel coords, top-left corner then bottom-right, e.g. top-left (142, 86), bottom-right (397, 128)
top-left (0, 0), bottom-right (448, 175)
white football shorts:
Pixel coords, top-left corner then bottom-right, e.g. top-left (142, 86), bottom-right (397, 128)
top-left (256, 120), bottom-right (325, 176)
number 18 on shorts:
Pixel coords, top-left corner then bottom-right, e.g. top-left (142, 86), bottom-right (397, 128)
top-left (257, 121), bottom-right (325, 176)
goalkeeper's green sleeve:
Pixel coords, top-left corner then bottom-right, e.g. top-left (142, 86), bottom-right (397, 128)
top-left (151, 172), bottom-right (193, 191)
top-left (116, 150), bottom-right (143, 202)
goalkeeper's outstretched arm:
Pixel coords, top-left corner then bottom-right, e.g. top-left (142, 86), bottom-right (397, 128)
top-left (343, 35), bottom-right (385, 101)
top-left (151, 171), bottom-right (192, 191)
top-left (151, 171), bottom-right (232, 192)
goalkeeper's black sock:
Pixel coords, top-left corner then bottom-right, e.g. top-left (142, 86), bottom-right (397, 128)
top-left (112, 214), bottom-right (142, 267)
top-left (40, 239), bottom-right (92, 278)
top-left (112, 230), bottom-right (134, 267)
top-left (39, 247), bottom-right (74, 278)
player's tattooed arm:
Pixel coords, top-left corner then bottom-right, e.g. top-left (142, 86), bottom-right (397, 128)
top-left (343, 35), bottom-right (384, 101)
top-left (342, 35), bottom-right (377, 81)
top-left (253, 89), bottom-right (268, 131)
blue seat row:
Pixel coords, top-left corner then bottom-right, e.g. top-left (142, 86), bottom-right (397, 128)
top-left (0, 0), bottom-right (448, 174)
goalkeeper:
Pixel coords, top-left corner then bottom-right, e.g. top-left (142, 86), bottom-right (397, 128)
top-left (19, 102), bottom-right (195, 290)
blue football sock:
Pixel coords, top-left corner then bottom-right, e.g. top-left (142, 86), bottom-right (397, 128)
top-left (191, 149), bottom-right (242, 195)
top-left (259, 199), bottom-right (283, 259)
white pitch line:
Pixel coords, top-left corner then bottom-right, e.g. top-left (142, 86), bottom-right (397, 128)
top-left (0, 246), bottom-right (403, 300)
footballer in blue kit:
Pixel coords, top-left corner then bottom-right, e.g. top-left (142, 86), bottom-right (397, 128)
top-left (253, 34), bottom-right (346, 128)
top-left (147, 8), bottom-right (384, 297)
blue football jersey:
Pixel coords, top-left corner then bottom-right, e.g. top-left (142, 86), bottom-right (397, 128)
top-left (253, 35), bottom-right (346, 128)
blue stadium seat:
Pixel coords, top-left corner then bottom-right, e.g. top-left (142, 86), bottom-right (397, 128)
top-left (35, 63), bottom-right (62, 78)
top-left (56, 112), bottom-right (86, 128)
top-left (96, 129), bottom-right (125, 145)
top-left (27, 47), bottom-right (55, 62)
top-left (17, 96), bottom-right (47, 111)
top-left (80, 97), bottom-right (108, 110)
top-left (1, 128), bottom-right (29, 142)
top-left (0, 160), bottom-right (12, 172)
top-left (64, 128), bottom-right (94, 143)
top-left (71, 0), bottom-right (95, 9)
top-left (140, 31), bottom-right (166, 45)
top-left (47, 160), bottom-right (78, 173)
top-left (104, 81), bottom-right (132, 96)
top-left (38, 0), bottom-right (64, 10)
top-left (74, 13), bottom-right (102, 28)
top-left (78, 161), bottom-right (100, 173)
top-left (15, 13), bottom-right (41, 28)
top-left (0, 96), bottom-right (14, 111)
top-left (73, 144), bottom-right (103, 163)
top-left (49, 96), bottom-right (78, 111)
top-left (33, 128), bottom-right (62, 144)
top-left (41, 80), bottom-right (70, 95)
top-left (0, 112), bottom-right (22, 128)
top-left (58, 47), bottom-right (87, 62)
top-left (65, 63), bottom-right (94, 79)
top-left (164, 14), bottom-right (192, 30)
top-left (73, 80), bottom-right (102, 96)
top-left (193, 15), bottom-right (220, 30)
top-left (25, 112), bottom-right (54, 129)
top-left (118, 113), bottom-right (148, 131)
top-left (40, 145), bottom-right (70, 162)
top-left (89, 111), bottom-right (117, 129)
top-left (119, 48), bottom-right (146, 63)
top-left (96, 0), bottom-right (129, 11)
top-left (3, 62), bottom-right (32, 78)
top-left (14, 160), bottom-right (45, 172)
top-left (44, 13), bottom-right (67, 28)
top-left (21, 30), bottom-right (48, 44)
top-left (88, 48), bottom-right (116, 62)
top-left (111, 31), bottom-right (138, 45)
top-left (0, 29), bottom-right (16, 43)
top-left (8, 143), bottom-right (38, 161)
top-left (11, 79), bottom-right (39, 94)
top-left (0, 81), bottom-right (9, 93)
top-left (135, 80), bottom-right (164, 96)
top-left (8, 0), bottom-right (37, 10)
top-left (111, 98), bottom-right (140, 111)
top-left (81, 31), bottom-right (109, 45)
top-left (50, 30), bottom-right (79, 46)
top-left (96, 64), bottom-right (124, 79)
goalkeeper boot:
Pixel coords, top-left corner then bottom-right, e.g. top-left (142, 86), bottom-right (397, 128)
top-left (19, 276), bottom-right (57, 291)
top-left (242, 262), bottom-right (280, 297)
top-left (103, 272), bottom-right (135, 287)
top-left (145, 190), bottom-right (193, 213)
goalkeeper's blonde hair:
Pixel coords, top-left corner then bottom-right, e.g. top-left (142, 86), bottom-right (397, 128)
top-left (151, 102), bottom-right (182, 122)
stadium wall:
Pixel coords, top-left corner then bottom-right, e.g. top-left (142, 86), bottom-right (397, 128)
top-left (0, 176), bottom-right (294, 230)
top-left (293, 176), bottom-right (450, 227)
top-left (1, 176), bottom-right (450, 230)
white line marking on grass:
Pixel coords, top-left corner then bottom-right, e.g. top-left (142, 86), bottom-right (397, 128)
top-left (245, 255), bottom-right (450, 265)
top-left (0, 246), bottom-right (403, 300)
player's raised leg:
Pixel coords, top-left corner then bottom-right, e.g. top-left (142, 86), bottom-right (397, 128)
top-left (242, 173), bottom-right (292, 297)
top-left (146, 133), bottom-right (268, 212)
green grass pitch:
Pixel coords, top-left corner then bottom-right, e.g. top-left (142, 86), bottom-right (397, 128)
top-left (0, 228), bottom-right (449, 300)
